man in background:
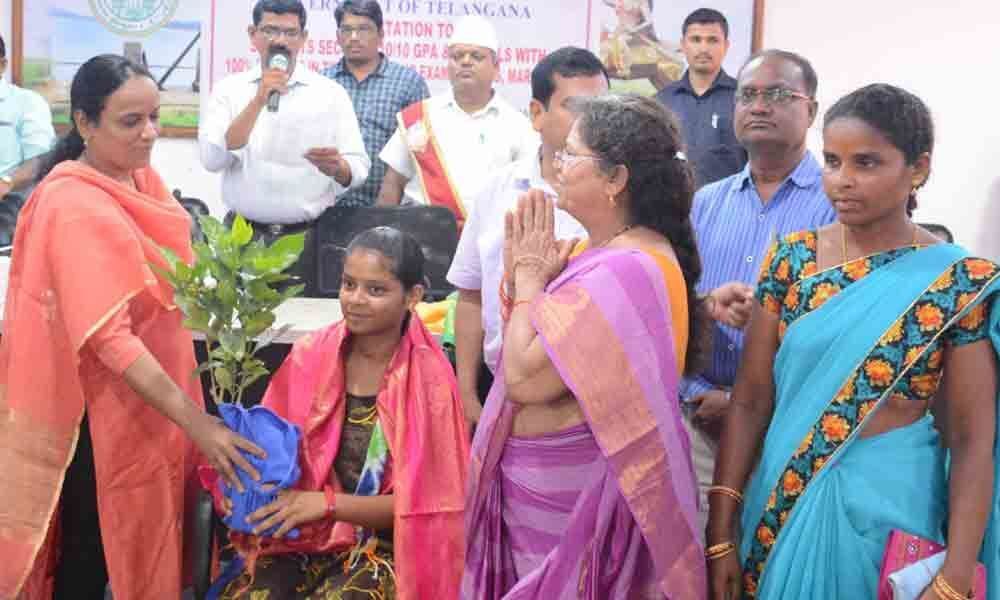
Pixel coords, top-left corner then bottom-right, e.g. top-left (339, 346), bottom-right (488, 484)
top-left (323, 0), bottom-right (429, 207)
top-left (656, 8), bottom-right (745, 188)
top-left (377, 15), bottom-right (538, 228)
top-left (683, 49), bottom-right (837, 534)
top-left (447, 47), bottom-right (607, 424)
top-left (199, 0), bottom-right (368, 283)
top-left (0, 33), bottom-right (55, 201)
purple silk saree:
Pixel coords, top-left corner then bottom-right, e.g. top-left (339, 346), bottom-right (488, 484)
top-left (462, 247), bottom-right (706, 599)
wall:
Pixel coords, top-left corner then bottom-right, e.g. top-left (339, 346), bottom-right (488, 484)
top-left (763, 0), bottom-right (1000, 258)
top-left (4, 1), bottom-right (999, 256)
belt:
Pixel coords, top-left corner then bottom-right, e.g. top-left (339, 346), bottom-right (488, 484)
top-left (247, 219), bottom-right (315, 237)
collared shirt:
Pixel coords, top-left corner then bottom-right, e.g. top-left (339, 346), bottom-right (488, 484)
top-left (681, 151), bottom-right (836, 401)
top-left (198, 65), bottom-right (370, 224)
top-left (0, 80), bottom-right (56, 177)
top-left (323, 55), bottom-right (430, 208)
top-left (656, 70), bottom-right (746, 188)
top-left (446, 153), bottom-right (585, 372)
top-left (379, 91), bottom-right (539, 208)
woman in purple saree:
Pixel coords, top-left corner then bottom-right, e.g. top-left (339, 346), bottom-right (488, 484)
top-left (462, 95), bottom-right (709, 599)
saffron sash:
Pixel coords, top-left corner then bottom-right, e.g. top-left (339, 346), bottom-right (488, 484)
top-left (398, 100), bottom-right (466, 229)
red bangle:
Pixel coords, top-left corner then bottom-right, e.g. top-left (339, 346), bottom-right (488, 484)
top-left (323, 484), bottom-right (337, 518)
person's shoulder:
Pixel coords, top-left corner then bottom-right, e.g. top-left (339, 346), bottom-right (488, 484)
top-left (655, 79), bottom-right (684, 102)
top-left (11, 84), bottom-right (49, 109)
top-left (474, 159), bottom-right (529, 210)
top-left (694, 171), bottom-right (741, 205)
top-left (491, 93), bottom-right (529, 120)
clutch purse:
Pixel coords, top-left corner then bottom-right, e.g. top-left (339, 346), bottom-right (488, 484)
top-left (877, 529), bottom-right (987, 599)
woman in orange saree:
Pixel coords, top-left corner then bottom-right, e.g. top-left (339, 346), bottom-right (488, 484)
top-left (0, 55), bottom-right (263, 600)
top-left (203, 227), bottom-right (470, 599)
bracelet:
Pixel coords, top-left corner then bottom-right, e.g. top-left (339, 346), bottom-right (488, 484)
top-left (707, 485), bottom-right (744, 504)
top-left (322, 484), bottom-right (337, 518)
top-left (932, 574), bottom-right (971, 600)
top-left (511, 299), bottom-right (533, 311)
top-left (705, 541), bottom-right (737, 561)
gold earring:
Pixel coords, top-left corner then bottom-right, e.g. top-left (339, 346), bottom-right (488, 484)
top-left (609, 194), bottom-right (617, 208)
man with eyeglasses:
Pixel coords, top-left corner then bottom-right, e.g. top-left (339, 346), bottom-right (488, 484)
top-left (376, 15), bottom-right (538, 229)
top-left (655, 8), bottom-right (746, 188)
top-left (323, 0), bottom-right (429, 208)
top-left (446, 47), bottom-right (605, 426)
top-left (199, 0), bottom-right (369, 286)
top-left (681, 49), bottom-right (836, 536)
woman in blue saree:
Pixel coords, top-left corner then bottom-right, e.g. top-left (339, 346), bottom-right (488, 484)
top-left (707, 83), bottom-right (1000, 600)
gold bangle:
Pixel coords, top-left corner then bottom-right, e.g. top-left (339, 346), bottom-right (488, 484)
top-left (705, 541), bottom-right (736, 560)
top-left (707, 485), bottom-right (744, 504)
top-left (932, 574), bottom-right (971, 600)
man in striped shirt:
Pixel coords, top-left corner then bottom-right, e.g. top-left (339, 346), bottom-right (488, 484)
top-left (683, 49), bottom-right (837, 535)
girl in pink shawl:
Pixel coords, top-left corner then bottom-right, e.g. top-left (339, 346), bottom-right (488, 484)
top-left (206, 227), bottom-right (470, 599)
top-left (463, 95), bottom-right (709, 599)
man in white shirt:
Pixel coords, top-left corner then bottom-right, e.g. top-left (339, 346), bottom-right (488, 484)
top-left (199, 0), bottom-right (369, 283)
top-left (446, 47), bottom-right (608, 424)
top-left (376, 15), bottom-right (538, 228)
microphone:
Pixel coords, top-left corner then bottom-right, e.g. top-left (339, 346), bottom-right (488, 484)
top-left (266, 50), bottom-right (290, 113)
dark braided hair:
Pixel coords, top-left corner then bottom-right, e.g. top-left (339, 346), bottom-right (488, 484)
top-left (575, 94), bottom-right (708, 374)
top-left (824, 83), bottom-right (934, 216)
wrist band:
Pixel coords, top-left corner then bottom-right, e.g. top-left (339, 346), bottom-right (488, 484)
top-left (707, 485), bottom-right (744, 504)
top-left (933, 574), bottom-right (972, 600)
top-left (705, 541), bottom-right (736, 561)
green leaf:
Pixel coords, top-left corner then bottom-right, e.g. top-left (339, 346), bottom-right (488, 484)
top-left (216, 278), bottom-right (238, 308)
top-left (280, 283), bottom-right (306, 302)
top-left (247, 279), bottom-right (281, 303)
top-left (246, 233), bottom-right (305, 275)
top-left (218, 329), bottom-right (246, 355)
top-left (213, 367), bottom-right (234, 394)
top-left (231, 214), bottom-right (254, 248)
top-left (198, 215), bottom-right (227, 245)
top-left (150, 262), bottom-right (178, 288)
top-left (242, 311), bottom-right (276, 337)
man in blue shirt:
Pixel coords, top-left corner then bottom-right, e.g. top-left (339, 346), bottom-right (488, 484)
top-left (0, 34), bottom-right (55, 200)
top-left (682, 49), bottom-right (837, 535)
top-left (656, 8), bottom-right (745, 188)
top-left (323, 0), bottom-right (429, 207)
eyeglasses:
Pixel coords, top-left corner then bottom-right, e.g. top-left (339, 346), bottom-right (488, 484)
top-left (338, 25), bottom-right (377, 38)
top-left (736, 87), bottom-right (812, 106)
top-left (257, 26), bottom-right (303, 41)
top-left (554, 149), bottom-right (602, 171)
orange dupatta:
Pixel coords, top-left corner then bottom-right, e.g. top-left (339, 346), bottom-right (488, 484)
top-left (234, 315), bottom-right (469, 599)
top-left (0, 161), bottom-right (202, 599)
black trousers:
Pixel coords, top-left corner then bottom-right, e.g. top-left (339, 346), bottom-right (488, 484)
top-left (477, 359), bottom-right (495, 405)
top-left (53, 416), bottom-right (109, 600)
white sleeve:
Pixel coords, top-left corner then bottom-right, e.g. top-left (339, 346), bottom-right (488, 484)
top-left (198, 82), bottom-right (241, 173)
top-left (512, 112), bottom-right (541, 162)
top-left (327, 84), bottom-right (370, 195)
top-left (378, 125), bottom-right (416, 179)
top-left (446, 179), bottom-right (494, 291)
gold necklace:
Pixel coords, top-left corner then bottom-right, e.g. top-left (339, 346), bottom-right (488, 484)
top-left (841, 222), bottom-right (919, 263)
top-left (594, 224), bottom-right (633, 249)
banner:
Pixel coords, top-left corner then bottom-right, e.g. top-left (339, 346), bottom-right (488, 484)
top-left (203, 0), bottom-right (757, 113)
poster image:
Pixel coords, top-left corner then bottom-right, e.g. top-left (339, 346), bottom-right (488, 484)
top-left (16, 0), bottom-right (201, 132)
top-left (590, 0), bottom-right (758, 96)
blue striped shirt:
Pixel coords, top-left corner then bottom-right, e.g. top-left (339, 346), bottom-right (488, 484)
top-left (323, 55), bottom-right (430, 207)
top-left (682, 151), bottom-right (837, 401)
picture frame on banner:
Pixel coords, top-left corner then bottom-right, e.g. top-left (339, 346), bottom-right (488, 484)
top-left (593, 0), bottom-right (765, 96)
top-left (10, 0), bottom-right (201, 138)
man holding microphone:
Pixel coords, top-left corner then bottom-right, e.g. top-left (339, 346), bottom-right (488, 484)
top-left (199, 0), bottom-right (369, 283)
